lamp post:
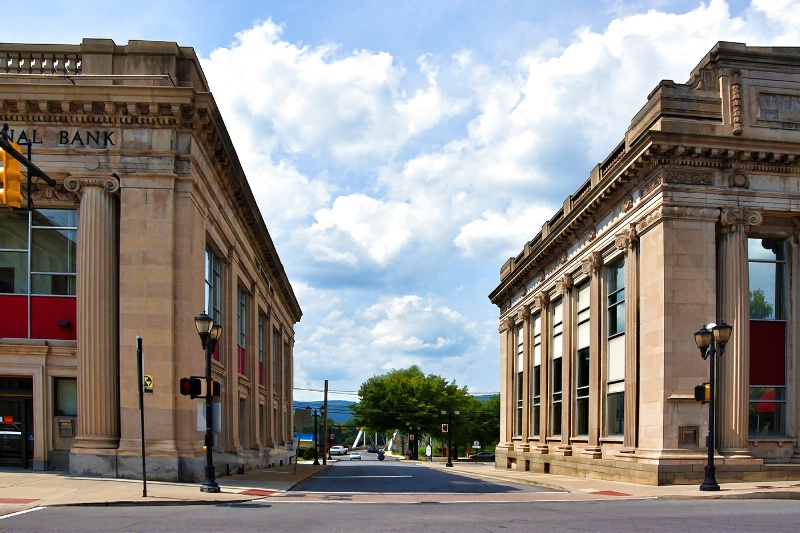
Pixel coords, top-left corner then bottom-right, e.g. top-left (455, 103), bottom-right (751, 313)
top-left (194, 312), bottom-right (222, 493)
top-left (307, 406), bottom-right (320, 466)
top-left (441, 410), bottom-right (460, 467)
top-left (693, 321), bottom-right (732, 492)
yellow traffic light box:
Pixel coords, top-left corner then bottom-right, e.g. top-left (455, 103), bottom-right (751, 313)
top-left (0, 142), bottom-right (23, 208)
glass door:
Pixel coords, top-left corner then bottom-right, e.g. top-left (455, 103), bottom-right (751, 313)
top-left (0, 398), bottom-right (28, 467)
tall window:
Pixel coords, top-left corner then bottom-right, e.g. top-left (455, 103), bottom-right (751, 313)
top-left (54, 377), bottom-right (77, 416)
top-left (575, 282), bottom-right (591, 436)
top-left (258, 313), bottom-right (266, 386)
top-left (0, 209), bottom-right (77, 340)
top-left (748, 238), bottom-right (787, 436)
top-left (532, 312), bottom-right (542, 437)
top-left (205, 246), bottom-right (222, 361)
top-left (272, 327), bottom-right (280, 389)
top-left (515, 324), bottom-right (524, 437)
top-left (606, 259), bottom-right (625, 436)
top-left (237, 286), bottom-right (247, 376)
top-left (551, 299), bottom-right (563, 436)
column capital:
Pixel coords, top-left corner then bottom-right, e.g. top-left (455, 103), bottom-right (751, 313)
top-left (719, 207), bottom-right (763, 234)
top-left (555, 273), bottom-right (573, 294)
top-left (580, 250), bottom-right (603, 276)
top-left (535, 291), bottom-right (550, 309)
top-left (615, 223), bottom-right (638, 251)
top-left (64, 174), bottom-right (120, 196)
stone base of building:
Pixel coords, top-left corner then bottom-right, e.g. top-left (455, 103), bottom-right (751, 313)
top-left (497, 448), bottom-right (800, 486)
top-left (68, 445), bottom-right (296, 482)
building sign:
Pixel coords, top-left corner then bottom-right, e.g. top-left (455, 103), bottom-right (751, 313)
top-left (2, 415), bottom-right (12, 424)
top-left (4, 128), bottom-right (116, 149)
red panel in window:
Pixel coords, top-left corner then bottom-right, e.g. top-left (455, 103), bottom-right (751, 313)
top-left (749, 320), bottom-right (786, 386)
top-left (213, 343), bottom-right (220, 361)
top-left (0, 295), bottom-right (28, 338)
top-left (31, 296), bottom-right (76, 340)
top-left (238, 345), bottom-right (246, 375)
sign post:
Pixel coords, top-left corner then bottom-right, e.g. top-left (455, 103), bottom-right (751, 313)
top-left (136, 336), bottom-right (147, 497)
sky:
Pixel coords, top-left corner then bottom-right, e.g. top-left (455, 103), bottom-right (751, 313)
top-left (6, 0), bottom-right (800, 404)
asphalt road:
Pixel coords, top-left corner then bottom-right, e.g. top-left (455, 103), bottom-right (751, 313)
top-left (3, 499), bottom-right (800, 532)
top-left (290, 457), bottom-right (550, 494)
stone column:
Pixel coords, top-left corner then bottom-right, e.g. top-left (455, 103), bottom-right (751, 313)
top-left (520, 304), bottom-right (532, 447)
top-left (615, 224), bottom-right (640, 452)
top-left (582, 251), bottom-right (603, 459)
top-left (555, 274), bottom-right (574, 455)
top-left (717, 207), bottom-right (762, 457)
top-left (498, 317), bottom-right (515, 450)
top-left (66, 175), bottom-right (120, 453)
top-left (791, 220), bottom-right (800, 463)
top-left (536, 292), bottom-right (552, 453)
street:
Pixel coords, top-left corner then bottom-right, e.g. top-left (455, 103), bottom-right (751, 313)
top-left (3, 498), bottom-right (800, 532)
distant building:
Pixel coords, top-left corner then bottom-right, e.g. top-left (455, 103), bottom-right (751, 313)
top-left (0, 39), bottom-right (301, 481)
top-left (490, 42), bottom-right (800, 484)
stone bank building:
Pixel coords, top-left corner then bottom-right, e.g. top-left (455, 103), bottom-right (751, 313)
top-left (490, 43), bottom-right (800, 484)
top-left (0, 39), bottom-right (301, 480)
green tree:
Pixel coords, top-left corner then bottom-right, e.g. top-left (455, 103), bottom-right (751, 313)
top-left (351, 366), bottom-right (472, 437)
top-left (750, 288), bottom-right (773, 319)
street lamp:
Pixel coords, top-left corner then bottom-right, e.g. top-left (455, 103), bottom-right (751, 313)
top-left (307, 406), bottom-right (320, 466)
top-left (441, 410), bottom-right (460, 467)
top-left (194, 312), bottom-right (222, 493)
top-left (693, 321), bottom-right (732, 492)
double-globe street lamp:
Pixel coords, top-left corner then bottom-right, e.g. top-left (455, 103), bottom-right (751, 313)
top-left (194, 312), bottom-right (222, 493)
top-left (693, 321), bottom-right (732, 492)
top-left (441, 410), bottom-right (460, 467)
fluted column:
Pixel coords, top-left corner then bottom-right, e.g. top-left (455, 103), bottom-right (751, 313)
top-left (520, 304), bottom-right (532, 444)
top-left (556, 274), bottom-right (574, 454)
top-left (616, 224), bottom-right (639, 451)
top-left (66, 175), bottom-right (120, 450)
top-left (498, 317), bottom-right (515, 448)
top-left (532, 293), bottom-right (550, 454)
top-left (582, 251), bottom-right (603, 458)
top-left (717, 207), bottom-right (762, 457)
top-left (791, 220), bottom-right (800, 462)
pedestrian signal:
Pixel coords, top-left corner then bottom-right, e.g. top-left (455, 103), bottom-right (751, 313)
top-left (694, 383), bottom-right (710, 403)
top-left (180, 377), bottom-right (202, 397)
top-left (442, 423), bottom-right (449, 433)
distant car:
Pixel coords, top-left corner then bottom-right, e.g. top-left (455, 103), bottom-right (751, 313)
top-left (349, 451), bottom-right (361, 460)
top-left (470, 451), bottom-right (495, 462)
top-left (330, 445), bottom-right (347, 455)
top-left (367, 445), bottom-right (378, 453)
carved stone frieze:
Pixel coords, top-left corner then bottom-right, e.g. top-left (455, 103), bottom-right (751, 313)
top-left (731, 72), bottom-right (743, 136)
top-left (728, 171), bottom-right (750, 189)
top-left (664, 171), bottom-right (712, 185)
top-left (22, 182), bottom-right (79, 203)
top-left (719, 207), bottom-right (764, 234)
top-left (639, 175), bottom-right (663, 198)
top-left (636, 205), bottom-right (719, 234)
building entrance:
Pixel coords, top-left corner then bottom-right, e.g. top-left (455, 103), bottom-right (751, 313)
top-left (0, 378), bottom-right (34, 468)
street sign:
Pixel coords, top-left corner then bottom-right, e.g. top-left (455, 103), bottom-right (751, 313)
top-left (473, 440), bottom-right (480, 446)
top-left (143, 374), bottom-right (154, 393)
top-left (410, 434), bottom-right (415, 440)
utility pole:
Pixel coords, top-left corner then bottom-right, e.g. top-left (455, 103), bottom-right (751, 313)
top-left (322, 379), bottom-right (329, 465)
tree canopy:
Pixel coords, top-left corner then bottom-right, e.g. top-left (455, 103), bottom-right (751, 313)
top-left (351, 366), bottom-right (499, 448)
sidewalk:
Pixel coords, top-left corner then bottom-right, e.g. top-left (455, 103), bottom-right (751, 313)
top-left (420, 459), bottom-right (800, 500)
top-left (2, 458), bottom-right (800, 517)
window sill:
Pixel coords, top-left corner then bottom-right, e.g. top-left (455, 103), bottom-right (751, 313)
top-left (600, 437), bottom-right (623, 444)
top-left (749, 437), bottom-right (797, 447)
top-left (570, 437), bottom-right (589, 444)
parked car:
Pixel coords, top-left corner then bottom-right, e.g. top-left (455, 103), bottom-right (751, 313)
top-left (349, 451), bottom-right (361, 460)
top-left (367, 445), bottom-right (378, 453)
top-left (470, 451), bottom-right (495, 462)
top-left (330, 445), bottom-right (348, 455)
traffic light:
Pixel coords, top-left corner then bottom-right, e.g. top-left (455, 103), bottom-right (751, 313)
top-left (180, 377), bottom-right (202, 398)
top-left (694, 383), bottom-right (710, 403)
top-left (0, 142), bottom-right (23, 208)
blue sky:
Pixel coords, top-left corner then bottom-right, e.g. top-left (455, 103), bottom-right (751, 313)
top-left (6, 1), bottom-right (799, 403)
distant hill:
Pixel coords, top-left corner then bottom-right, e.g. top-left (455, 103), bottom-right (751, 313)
top-left (293, 400), bottom-right (355, 423)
